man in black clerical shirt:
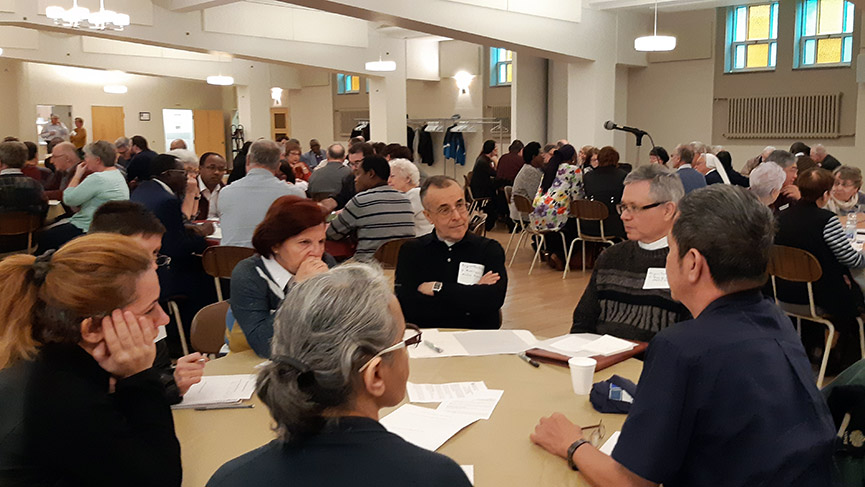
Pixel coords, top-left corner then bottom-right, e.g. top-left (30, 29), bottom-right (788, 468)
top-left (394, 175), bottom-right (507, 329)
top-left (531, 185), bottom-right (836, 487)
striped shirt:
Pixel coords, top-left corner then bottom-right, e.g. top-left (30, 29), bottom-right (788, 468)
top-left (822, 216), bottom-right (865, 268)
top-left (327, 185), bottom-right (415, 259)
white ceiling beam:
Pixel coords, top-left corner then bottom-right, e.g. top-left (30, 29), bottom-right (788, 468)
top-left (154, 0), bottom-right (243, 13)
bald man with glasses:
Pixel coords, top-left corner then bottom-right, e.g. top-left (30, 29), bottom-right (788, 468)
top-left (394, 175), bottom-right (508, 330)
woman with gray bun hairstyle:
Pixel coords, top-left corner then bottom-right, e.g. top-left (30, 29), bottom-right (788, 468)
top-left (207, 262), bottom-right (472, 487)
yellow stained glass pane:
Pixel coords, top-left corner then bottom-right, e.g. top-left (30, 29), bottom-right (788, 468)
top-left (505, 50), bottom-right (513, 61)
top-left (747, 4), bottom-right (771, 40)
top-left (506, 63), bottom-right (512, 83)
top-left (818, 0), bottom-right (844, 34)
top-left (351, 76), bottom-right (360, 92)
top-left (746, 43), bottom-right (769, 68)
top-left (817, 37), bottom-right (843, 63)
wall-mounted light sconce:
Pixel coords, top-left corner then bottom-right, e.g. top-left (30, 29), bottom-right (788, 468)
top-left (453, 71), bottom-right (474, 94)
top-left (271, 87), bottom-right (283, 105)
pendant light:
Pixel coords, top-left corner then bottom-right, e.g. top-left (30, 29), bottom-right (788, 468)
top-left (634, 1), bottom-right (676, 52)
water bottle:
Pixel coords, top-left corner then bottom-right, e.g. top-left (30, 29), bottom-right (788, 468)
top-left (846, 211), bottom-right (857, 240)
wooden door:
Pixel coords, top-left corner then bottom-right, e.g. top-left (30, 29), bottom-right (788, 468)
top-left (270, 107), bottom-right (290, 141)
top-left (91, 106), bottom-right (125, 142)
top-left (193, 109), bottom-right (226, 158)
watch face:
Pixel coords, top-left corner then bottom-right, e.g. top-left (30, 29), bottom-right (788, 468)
top-left (433, 282), bottom-right (442, 292)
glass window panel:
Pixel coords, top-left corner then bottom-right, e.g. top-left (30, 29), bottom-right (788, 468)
top-left (804, 38), bottom-right (817, 64)
top-left (770, 42), bottom-right (777, 67)
top-left (336, 74), bottom-right (345, 94)
top-left (499, 64), bottom-right (506, 84)
top-left (735, 44), bottom-right (746, 69)
top-left (351, 76), bottom-right (360, 92)
top-left (844, 2), bottom-right (855, 33)
top-left (748, 4), bottom-right (771, 40)
top-left (498, 48), bottom-right (507, 61)
top-left (817, 37), bottom-right (842, 63)
top-left (843, 36), bottom-right (853, 63)
top-left (819, 0), bottom-right (844, 34)
top-left (735, 7), bottom-right (747, 42)
top-left (747, 43), bottom-right (769, 68)
top-left (805, 0), bottom-right (818, 36)
top-left (771, 3), bottom-right (779, 38)
top-left (506, 63), bottom-right (512, 83)
top-left (507, 50), bottom-right (514, 61)
top-left (491, 48), bottom-right (498, 63)
top-left (345, 75), bottom-right (353, 92)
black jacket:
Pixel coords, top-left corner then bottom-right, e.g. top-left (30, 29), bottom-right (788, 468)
top-left (582, 165), bottom-right (627, 239)
top-left (395, 231), bottom-right (507, 329)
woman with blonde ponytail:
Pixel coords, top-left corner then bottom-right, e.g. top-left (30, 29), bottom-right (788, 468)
top-left (0, 233), bottom-right (182, 487)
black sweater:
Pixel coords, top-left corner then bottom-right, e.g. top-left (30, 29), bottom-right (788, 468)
top-left (0, 343), bottom-right (182, 487)
top-left (395, 231), bottom-right (507, 329)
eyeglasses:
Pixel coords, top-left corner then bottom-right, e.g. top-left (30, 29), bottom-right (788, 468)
top-left (615, 201), bottom-right (669, 215)
top-left (156, 254), bottom-right (171, 267)
top-left (358, 323), bottom-right (422, 373)
top-left (581, 420), bottom-right (606, 447)
top-left (161, 169), bottom-right (186, 177)
top-left (433, 201), bottom-right (469, 217)
top-left (834, 180), bottom-right (859, 188)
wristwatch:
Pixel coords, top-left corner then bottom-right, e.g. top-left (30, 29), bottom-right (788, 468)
top-left (567, 439), bottom-right (590, 471)
top-left (432, 281), bottom-right (443, 294)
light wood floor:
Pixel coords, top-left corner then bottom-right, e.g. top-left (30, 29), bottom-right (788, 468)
top-left (487, 228), bottom-right (592, 339)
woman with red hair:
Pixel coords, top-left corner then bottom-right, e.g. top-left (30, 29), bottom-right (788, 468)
top-left (229, 196), bottom-right (336, 357)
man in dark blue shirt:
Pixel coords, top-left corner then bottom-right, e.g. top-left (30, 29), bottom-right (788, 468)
top-left (531, 185), bottom-right (836, 486)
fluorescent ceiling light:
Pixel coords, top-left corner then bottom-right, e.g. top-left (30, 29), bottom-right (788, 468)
top-left (634, 35), bottom-right (676, 52)
top-left (206, 75), bottom-right (234, 86)
top-left (103, 84), bottom-right (127, 94)
top-left (365, 60), bottom-right (396, 72)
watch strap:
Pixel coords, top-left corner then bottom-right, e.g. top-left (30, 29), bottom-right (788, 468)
top-left (567, 439), bottom-right (589, 471)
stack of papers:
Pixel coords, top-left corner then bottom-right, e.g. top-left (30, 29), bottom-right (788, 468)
top-left (408, 329), bottom-right (537, 359)
top-left (534, 333), bottom-right (636, 358)
top-left (171, 374), bottom-right (257, 409)
top-left (599, 431), bottom-right (621, 456)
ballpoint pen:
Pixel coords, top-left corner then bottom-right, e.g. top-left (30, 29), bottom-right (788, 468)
top-left (517, 352), bottom-right (540, 368)
top-left (194, 404), bottom-right (254, 411)
top-left (424, 340), bottom-right (444, 353)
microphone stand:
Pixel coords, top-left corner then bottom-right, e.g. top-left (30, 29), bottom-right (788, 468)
top-left (631, 130), bottom-right (655, 166)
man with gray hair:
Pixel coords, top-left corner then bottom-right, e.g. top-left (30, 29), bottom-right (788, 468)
top-left (572, 164), bottom-right (690, 341)
top-left (741, 146), bottom-right (776, 176)
top-left (748, 161), bottom-right (786, 206)
top-left (307, 143), bottom-right (350, 198)
top-left (114, 136), bottom-right (132, 168)
top-left (810, 143), bottom-right (841, 171)
top-left (217, 139), bottom-right (306, 247)
top-left (765, 149), bottom-right (800, 211)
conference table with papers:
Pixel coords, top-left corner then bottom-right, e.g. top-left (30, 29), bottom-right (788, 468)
top-left (172, 331), bottom-right (644, 487)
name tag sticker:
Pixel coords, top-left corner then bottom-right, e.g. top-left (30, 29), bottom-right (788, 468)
top-left (457, 262), bottom-right (485, 285)
top-left (643, 267), bottom-right (669, 290)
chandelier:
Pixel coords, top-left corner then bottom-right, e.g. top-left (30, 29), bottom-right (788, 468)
top-left (46, 0), bottom-right (130, 31)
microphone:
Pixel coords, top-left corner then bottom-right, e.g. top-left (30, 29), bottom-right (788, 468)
top-left (603, 121), bottom-right (646, 136)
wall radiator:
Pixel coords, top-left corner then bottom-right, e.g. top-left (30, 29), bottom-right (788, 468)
top-left (725, 93), bottom-right (841, 139)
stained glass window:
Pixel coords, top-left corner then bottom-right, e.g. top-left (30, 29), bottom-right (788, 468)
top-left (336, 73), bottom-right (360, 94)
top-left (729, 3), bottom-right (779, 72)
top-left (798, 0), bottom-right (854, 67)
top-left (490, 47), bottom-right (513, 86)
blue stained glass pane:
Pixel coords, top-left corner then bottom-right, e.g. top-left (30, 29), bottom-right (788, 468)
top-left (771, 3), bottom-right (779, 38)
top-left (843, 36), bottom-right (853, 63)
top-left (491, 47), bottom-right (498, 63)
top-left (804, 0), bottom-right (818, 36)
top-left (337, 73), bottom-right (345, 94)
top-left (804, 39), bottom-right (816, 64)
top-left (770, 42), bottom-right (777, 67)
top-left (845, 2), bottom-right (855, 33)
top-left (735, 44), bottom-right (746, 69)
top-left (735, 7), bottom-right (747, 42)
top-left (345, 75), bottom-right (352, 92)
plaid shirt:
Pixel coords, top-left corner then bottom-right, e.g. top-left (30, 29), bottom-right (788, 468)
top-left (0, 170), bottom-right (48, 216)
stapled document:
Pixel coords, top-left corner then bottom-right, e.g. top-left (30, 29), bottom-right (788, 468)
top-left (171, 374), bottom-right (257, 409)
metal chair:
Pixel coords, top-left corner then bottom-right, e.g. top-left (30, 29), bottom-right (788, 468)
top-left (503, 186), bottom-right (522, 254)
top-left (563, 200), bottom-right (617, 279)
top-left (373, 238), bottom-right (410, 269)
top-left (201, 246), bottom-right (256, 302)
top-left (767, 244), bottom-right (865, 388)
top-left (165, 299), bottom-right (190, 356)
top-left (0, 212), bottom-right (43, 255)
top-left (470, 214), bottom-right (487, 237)
top-left (190, 300), bottom-right (231, 355)
top-left (509, 194), bottom-right (566, 275)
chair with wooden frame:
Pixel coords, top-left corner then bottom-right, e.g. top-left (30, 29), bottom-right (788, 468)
top-left (201, 246), bottom-right (256, 302)
top-left (190, 300), bottom-right (231, 355)
top-left (470, 214), bottom-right (487, 237)
top-left (464, 172), bottom-right (490, 215)
top-left (0, 212), bottom-right (42, 255)
top-left (563, 200), bottom-right (618, 279)
top-left (767, 244), bottom-right (865, 388)
top-left (509, 194), bottom-right (566, 275)
top-left (373, 238), bottom-right (410, 269)
top-left (503, 186), bottom-right (524, 254)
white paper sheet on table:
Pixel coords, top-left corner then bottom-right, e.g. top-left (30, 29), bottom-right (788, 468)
top-left (599, 431), bottom-right (621, 456)
top-left (409, 329), bottom-right (537, 358)
top-left (210, 224), bottom-right (222, 240)
top-left (437, 389), bottom-right (504, 420)
top-left (48, 199), bottom-right (61, 206)
top-left (537, 333), bottom-right (635, 358)
top-left (406, 381), bottom-right (488, 403)
top-left (580, 335), bottom-right (636, 356)
top-left (460, 465), bottom-right (474, 485)
top-left (171, 374), bottom-right (257, 409)
top-left (380, 404), bottom-right (480, 451)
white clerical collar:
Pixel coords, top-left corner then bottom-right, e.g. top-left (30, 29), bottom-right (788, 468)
top-left (435, 232), bottom-right (458, 247)
top-left (638, 236), bottom-right (668, 251)
top-left (0, 168), bottom-right (23, 175)
top-left (261, 255), bottom-right (294, 291)
top-left (679, 164), bottom-right (692, 169)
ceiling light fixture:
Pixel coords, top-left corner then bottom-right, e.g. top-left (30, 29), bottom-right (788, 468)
top-left (634, 1), bottom-right (676, 52)
top-left (46, 0), bottom-right (130, 31)
top-left (206, 75), bottom-right (234, 86)
top-left (365, 58), bottom-right (396, 72)
top-left (103, 84), bottom-right (128, 94)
